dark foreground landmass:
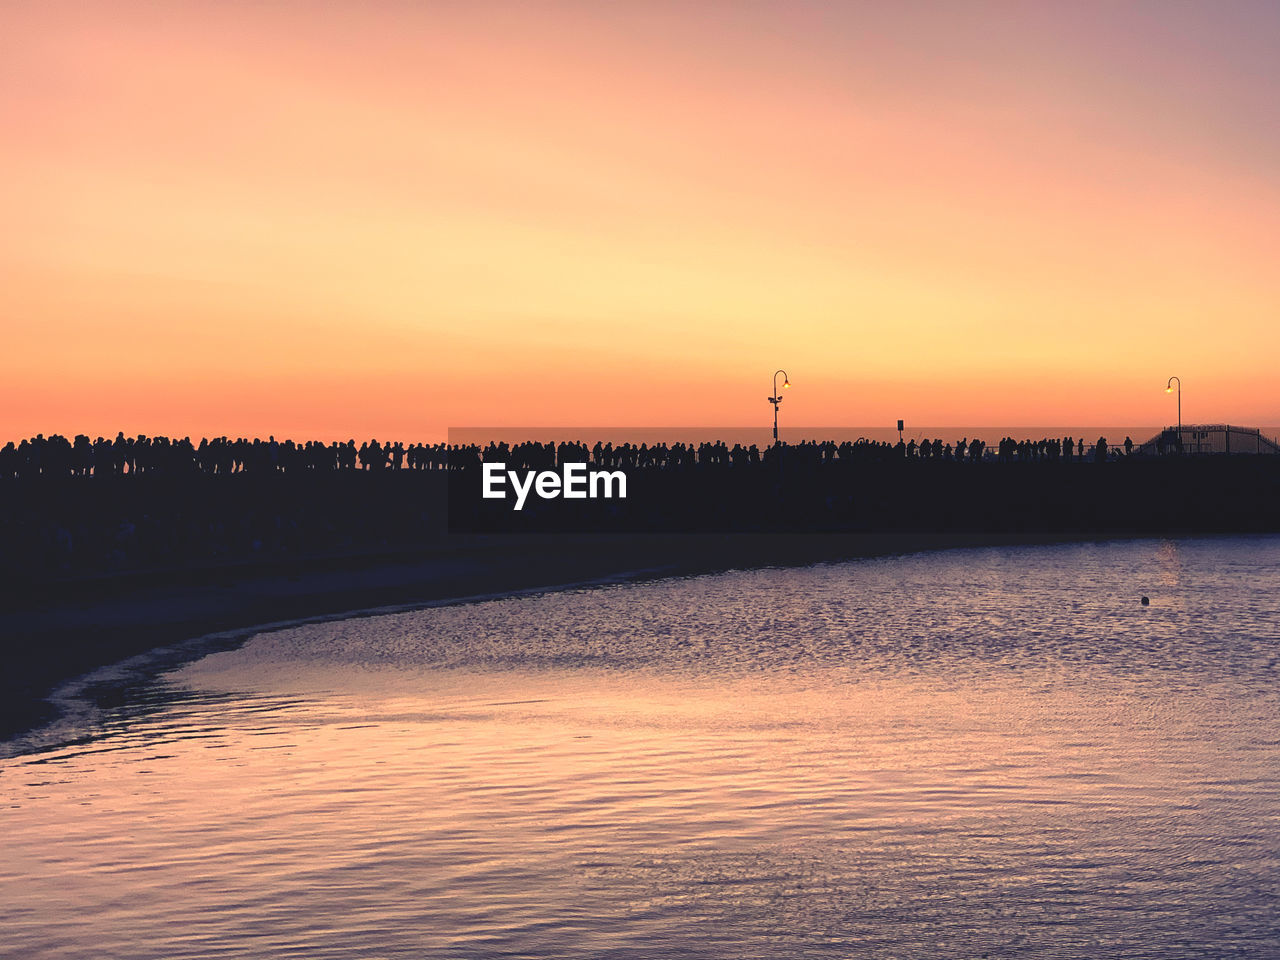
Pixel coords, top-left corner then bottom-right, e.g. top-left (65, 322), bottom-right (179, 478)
top-left (2, 453), bottom-right (1277, 743)
top-left (1, 530), bottom-right (1074, 743)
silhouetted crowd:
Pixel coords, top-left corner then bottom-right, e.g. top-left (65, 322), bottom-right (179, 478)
top-left (0, 430), bottom-right (1269, 584)
top-left (0, 434), bottom-right (456, 478)
top-left (1, 433), bottom-right (1149, 479)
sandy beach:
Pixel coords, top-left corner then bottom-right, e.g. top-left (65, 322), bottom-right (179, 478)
top-left (0, 531), bottom-right (1075, 743)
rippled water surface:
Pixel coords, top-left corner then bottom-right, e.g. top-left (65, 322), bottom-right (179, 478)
top-left (3, 538), bottom-right (1279, 958)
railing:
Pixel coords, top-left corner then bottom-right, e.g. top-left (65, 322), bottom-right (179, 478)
top-left (1134, 425), bottom-right (1280, 456)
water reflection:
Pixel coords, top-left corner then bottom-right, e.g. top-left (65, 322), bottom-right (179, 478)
top-left (2, 537), bottom-right (1279, 958)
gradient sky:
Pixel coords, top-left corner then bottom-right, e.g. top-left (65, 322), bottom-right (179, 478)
top-left (3, 1), bottom-right (1279, 440)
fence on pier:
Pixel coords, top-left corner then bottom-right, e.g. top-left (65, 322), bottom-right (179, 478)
top-left (1133, 425), bottom-right (1280, 456)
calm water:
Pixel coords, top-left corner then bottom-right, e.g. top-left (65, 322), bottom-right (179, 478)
top-left (3, 538), bottom-right (1279, 958)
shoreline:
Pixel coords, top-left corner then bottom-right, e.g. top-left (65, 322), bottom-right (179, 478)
top-left (0, 530), bottom-right (1181, 748)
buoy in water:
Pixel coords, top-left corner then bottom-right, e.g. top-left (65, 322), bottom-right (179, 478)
top-left (1140, 596), bottom-right (1150, 605)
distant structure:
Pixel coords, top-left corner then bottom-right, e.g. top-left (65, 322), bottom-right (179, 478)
top-left (1134, 425), bottom-right (1280, 456)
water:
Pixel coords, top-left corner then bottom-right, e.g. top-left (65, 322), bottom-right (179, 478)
top-left (3, 538), bottom-right (1279, 958)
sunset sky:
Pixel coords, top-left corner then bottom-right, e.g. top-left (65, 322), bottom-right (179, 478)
top-left (3, 1), bottom-right (1278, 440)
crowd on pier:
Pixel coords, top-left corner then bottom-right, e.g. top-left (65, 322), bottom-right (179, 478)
top-left (0, 430), bottom-right (1267, 584)
top-left (0, 432), bottom-right (1148, 479)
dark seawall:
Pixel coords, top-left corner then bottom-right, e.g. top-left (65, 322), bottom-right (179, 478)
top-left (450, 456), bottom-right (1280, 534)
top-left (3, 456), bottom-right (1279, 585)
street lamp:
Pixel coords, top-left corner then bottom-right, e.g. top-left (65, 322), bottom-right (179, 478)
top-left (768, 369), bottom-right (791, 442)
top-left (1165, 376), bottom-right (1182, 453)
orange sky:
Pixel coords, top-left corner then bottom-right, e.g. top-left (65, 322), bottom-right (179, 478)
top-left (3, 1), bottom-right (1278, 440)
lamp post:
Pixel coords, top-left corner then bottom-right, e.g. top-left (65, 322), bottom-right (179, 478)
top-left (1165, 376), bottom-right (1182, 453)
top-left (769, 369), bottom-right (791, 442)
